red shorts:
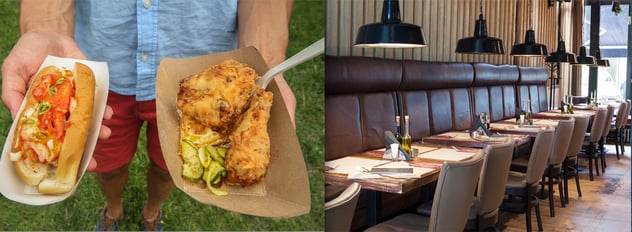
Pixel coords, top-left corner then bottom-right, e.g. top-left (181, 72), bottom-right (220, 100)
top-left (92, 91), bottom-right (167, 172)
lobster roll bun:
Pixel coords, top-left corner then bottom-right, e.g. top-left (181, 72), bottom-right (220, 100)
top-left (10, 63), bottom-right (95, 194)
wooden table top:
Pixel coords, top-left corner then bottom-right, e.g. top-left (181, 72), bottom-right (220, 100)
top-left (421, 131), bottom-right (530, 148)
top-left (490, 118), bottom-right (559, 137)
top-left (532, 109), bottom-right (595, 120)
top-left (324, 144), bottom-right (478, 194)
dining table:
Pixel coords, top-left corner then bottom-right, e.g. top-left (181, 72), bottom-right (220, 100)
top-left (531, 109), bottom-right (596, 120)
top-left (324, 143), bottom-right (481, 226)
top-left (489, 118), bottom-right (560, 137)
top-left (420, 131), bottom-right (531, 148)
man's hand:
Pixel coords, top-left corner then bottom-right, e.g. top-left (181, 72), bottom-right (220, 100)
top-left (2, 32), bottom-right (86, 118)
top-left (2, 31), bottom-right (115, 172)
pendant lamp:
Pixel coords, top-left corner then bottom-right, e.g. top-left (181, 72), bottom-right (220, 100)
top-left (573, 46), bottom-right (596, 65)
top-left (545, 0), bottom-right (576, 63)
top-left (511, 0), bottom-right (548, 56)
top-left (455, 0), bottom-right (505, 54)
top-left (594, 49), bottom-right (610, 67)
top-left (354, 0), bottom-right (427, 48)
top-left (545, 40), bottom-right (577, 63)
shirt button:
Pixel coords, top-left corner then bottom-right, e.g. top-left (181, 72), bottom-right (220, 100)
top-left (143, 0), bottom-right (151, 8)
top-left (141, 54), bottom-right (149, 62)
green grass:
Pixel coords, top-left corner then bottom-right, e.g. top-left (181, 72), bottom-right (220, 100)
top-left (0, 0), bottom-right (324, 230)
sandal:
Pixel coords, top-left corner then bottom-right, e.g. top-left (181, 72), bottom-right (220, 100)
top-left (140, 209), bottom-right (165, 231)
top-left (95, 206), bottom-right (123, 231)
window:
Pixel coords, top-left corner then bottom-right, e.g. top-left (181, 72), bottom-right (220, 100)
top-left (581, 3), bottom-right (628, 101)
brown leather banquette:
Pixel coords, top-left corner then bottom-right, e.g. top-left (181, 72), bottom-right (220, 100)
top-left (326, 56), bottom-right (549, 161)
top-left (325, 55), bottom-right (549, 229)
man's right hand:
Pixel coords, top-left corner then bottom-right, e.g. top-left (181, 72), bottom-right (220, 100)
top-left (1, 31), bottom-right (86, 118)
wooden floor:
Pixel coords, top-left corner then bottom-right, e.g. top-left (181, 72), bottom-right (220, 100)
top-left (499, 144), bottom-right (631, 232)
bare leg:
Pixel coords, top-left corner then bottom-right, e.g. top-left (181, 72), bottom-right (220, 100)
top-left (97, 163), bottom-right (130, 219)
top-left (142, 160), bottom-right (175, 220)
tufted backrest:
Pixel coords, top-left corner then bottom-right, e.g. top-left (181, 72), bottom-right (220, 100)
top-left (517, 67), bottom-right (549, 113)
top-left (471, 63), bottom-right (520, 121)
top-left (400, 61), bottom-right (474, 136)
top-left (325, 56), bottom-right (402, 160)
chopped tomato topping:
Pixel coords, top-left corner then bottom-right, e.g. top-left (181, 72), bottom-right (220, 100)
top-left (32, 74), bottom-right (55, 101)
top-left (49, 77), bottom-right (73, 111)
top-left (22, 69), bottom-right (74, 164)
top-left (52, 109), bottom-right (66, 140)
top-left (33, 71), bottom-right (72, 141)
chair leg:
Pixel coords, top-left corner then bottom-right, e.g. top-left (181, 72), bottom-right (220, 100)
top-left (558, 175), bottom-right (565, 208)
top-left (616, 128), bottom-right (621, 159)
top-left (547, 169), bottom-right (555, 217)
top-left (592, 143), bottom-right (601, 177)
top-left (563, 161), bottom-right (570, 204)
top-left (525, 194), bottom-right (532, 232)
top-left (535, 200), bottom-right (543, 231)
top-left (621, 129), bottom-right (625, 155)
top-left (600, 137), bottom-right (607, 170)
top-left (595, 154), bottom-right (600, 176)
top-left (601, 146), bottom-right (607, 172)
top-left (575, 163), bottom-right (583, 198)
top-left (588, 149), bottom-right (594, 181)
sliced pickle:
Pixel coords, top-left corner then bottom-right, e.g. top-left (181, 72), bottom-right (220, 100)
top-left (181, 139), bottom-right (203, 180)
top-left (182, 161), bottom-right (203, 180)
top-left (205, 145), bottom-right (224, 164)
top-left (203, 161), bottom-right (228, 195)
top-left (216, 147), bottom-right (227, 160)
top-left (198, 146), bottom-right (210, 168)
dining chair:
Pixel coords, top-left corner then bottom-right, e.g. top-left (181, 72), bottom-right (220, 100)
top-left (541, 118), bottom-right (574, 217)
top-left (416, 137), bottom-right (515, 230)
top-left (580, 107), bottom-right (608, 181)
top-left (509, 118), bottom-right (573, 217)
top-left (466, 137), bottom-right (515, 230)
top-left (563, 114), bottom-right (590, 204)
top-left (365, 150), bottom-right (485, 232)
top-left (325, 182), bottom-right (361, 232)
top-left (610, 101), bottom-right (629, 159)
top-left (598, 105), bottom-right (615, 170)
top-left (500, 127), bottom-right (555, 232)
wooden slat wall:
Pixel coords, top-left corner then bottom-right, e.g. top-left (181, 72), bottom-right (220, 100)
top-left (326, 0), bottom-right (579, 68)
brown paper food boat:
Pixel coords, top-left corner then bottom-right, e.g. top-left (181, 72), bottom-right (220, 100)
top-left (155, 47), bottom-right (310, 218)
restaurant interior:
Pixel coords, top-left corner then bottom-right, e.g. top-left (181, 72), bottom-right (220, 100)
top-left (324, 0), bottom-right (631, 231)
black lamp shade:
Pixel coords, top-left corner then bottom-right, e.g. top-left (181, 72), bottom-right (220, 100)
top-left (455, 13), bottom-right (505, 54)
top-left (510, 29), bottom-right (548, 56)
top-left (594, 49), bottom-right (610, 67)
top-left (545, 40), bottom-right (577, 63)
top-left (573, 46), bottom-right (596, 65)
top-left (355, 22), bottom-right (427, 48)
top-left (354, 0), bottom-right (427, 48)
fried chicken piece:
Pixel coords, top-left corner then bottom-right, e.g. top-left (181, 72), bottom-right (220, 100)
top-left (224, 88), bottom-right (273, 186)
top-left (176, 59), bottom-right (257, 133)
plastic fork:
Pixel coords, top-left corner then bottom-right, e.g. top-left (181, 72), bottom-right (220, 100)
top-left (255, 38), bottom-right (324, 89)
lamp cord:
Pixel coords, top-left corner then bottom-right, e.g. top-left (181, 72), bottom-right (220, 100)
top-left (479, 0), bottom-right (483, 15)
top-left (557, 0), bottom-right (562, 45)
top-left (528, 0), bottom-right (533, 29)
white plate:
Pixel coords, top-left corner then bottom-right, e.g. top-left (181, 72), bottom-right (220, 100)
top-left (0, 56), bottom-right (109, 205)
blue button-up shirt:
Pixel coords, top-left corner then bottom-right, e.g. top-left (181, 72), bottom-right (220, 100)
top-left (75, 0), bottom-right (238, 101)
